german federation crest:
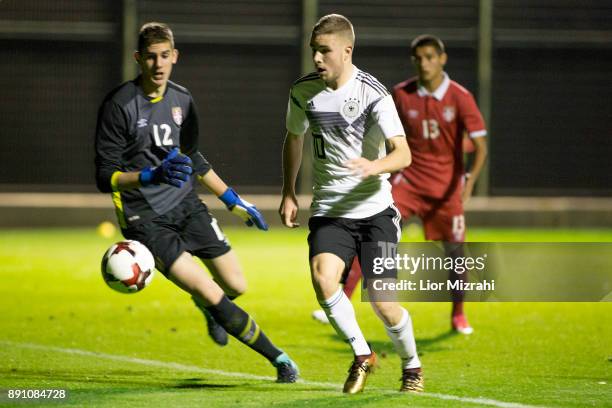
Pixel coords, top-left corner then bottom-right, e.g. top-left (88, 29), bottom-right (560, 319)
top-left (172, 107), bottom-right (183, 125)
top-left (342, 99), bottom-right (360, 119)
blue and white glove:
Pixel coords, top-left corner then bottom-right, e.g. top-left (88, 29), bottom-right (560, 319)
top-left (140, 147), bottom-right (193, 188)
top-left (218, 187), bottom-right (268, 231)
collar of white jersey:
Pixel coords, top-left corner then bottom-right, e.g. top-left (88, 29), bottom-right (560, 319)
top-left (417, 72), bottom-right (450, 101)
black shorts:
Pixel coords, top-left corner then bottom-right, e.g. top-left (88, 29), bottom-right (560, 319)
top-left (122, 195), bottom-right (231, 275)
top-left (307, 206), bottom-right (402, 281)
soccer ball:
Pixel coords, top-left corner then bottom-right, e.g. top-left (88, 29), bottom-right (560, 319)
top-left (101, 240), bottom-right (155, 293)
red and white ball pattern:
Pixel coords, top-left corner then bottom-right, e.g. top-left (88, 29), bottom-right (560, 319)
top-left (101, 240), bottom-right (155, 293)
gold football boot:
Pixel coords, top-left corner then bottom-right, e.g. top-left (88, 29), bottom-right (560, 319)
top-left (342, 352), bottom-right (377, 394)
top-left (399, 368), bottom-right (424, 393)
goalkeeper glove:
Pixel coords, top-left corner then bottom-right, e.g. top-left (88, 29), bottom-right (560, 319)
top-left (140, 147), bottom-right (193, 188)
top-left (218, 187), bottom-right (268, 231)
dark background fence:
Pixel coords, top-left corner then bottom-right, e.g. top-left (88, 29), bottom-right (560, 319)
top-left (1, 0), bottom-right (610, 195)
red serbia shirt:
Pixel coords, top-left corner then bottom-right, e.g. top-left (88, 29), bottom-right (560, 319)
top-left (392, 73), bottom-right (486, 199)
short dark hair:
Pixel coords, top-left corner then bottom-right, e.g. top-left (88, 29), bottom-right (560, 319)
top-left (410, 34), bottom-right (445, 56)
top-left (138, 22), bottom-right (174, 52)
top-left (312, 14), bottom-right (355, 45)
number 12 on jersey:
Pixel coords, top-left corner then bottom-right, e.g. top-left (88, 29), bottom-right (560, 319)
top-left (153, 124), bottom-right (174, 146)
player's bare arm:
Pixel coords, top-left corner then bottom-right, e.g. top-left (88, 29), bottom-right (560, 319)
top-left (346, 135), bottom-right (411, 178)
top-left (463, 136), bottom-right (488, 203)
top-left (108, 171), bottom-right (142, 192)
top-left (197, 169), bottom-right (228, 196)
top-left (279, 131), bottom-right (303, 228)
top-left (200, 168), bottom-right (269, 230)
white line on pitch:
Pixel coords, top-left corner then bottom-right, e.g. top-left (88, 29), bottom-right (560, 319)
top-left (1, 340), bottom-right (544, 408)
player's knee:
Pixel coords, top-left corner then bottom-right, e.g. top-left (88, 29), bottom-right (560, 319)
top-left (310, 257), bottom-right (341, 298)
top-left (172, 270), bottom-right (230, 309)
top-left (222, 265), bottom-right (248, 297)
top-left (226, 278), bottom-right (247, 298)
top-left (191, 281), bottom-right (224, 307)
top-left (311, 272), bottom-right (332, 293)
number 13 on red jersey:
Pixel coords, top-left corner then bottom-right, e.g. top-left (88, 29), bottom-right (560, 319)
top-left (422, 119), bottom-right (440, 139)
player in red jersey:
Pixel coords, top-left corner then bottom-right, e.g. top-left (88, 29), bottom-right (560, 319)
top-left (392, 35), bottom-right (488, 334)
top-left (312, 35), bottom-right (487, 335)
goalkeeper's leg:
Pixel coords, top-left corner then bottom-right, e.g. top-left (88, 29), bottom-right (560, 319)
top-left (202, 250), bottom-right (247, 298)
top-left (192, 251), bottom-right (248, 346)
top-left (169, 252), bottom-right (298, 382)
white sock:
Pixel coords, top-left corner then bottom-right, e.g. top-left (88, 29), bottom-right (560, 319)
top-left (385, 307), bottom-right (421, 369)
top-left (319, 288), bottom-right (371, 356)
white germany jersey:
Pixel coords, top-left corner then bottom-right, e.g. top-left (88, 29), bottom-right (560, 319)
top-left (286, 66), bottom-right (405, 218)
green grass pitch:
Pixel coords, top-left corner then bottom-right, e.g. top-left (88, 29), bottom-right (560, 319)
top-left (1, 226), bottom-right (611, 407)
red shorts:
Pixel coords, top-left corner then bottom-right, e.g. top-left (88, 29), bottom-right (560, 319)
top-left (391, 174), bottom-right (465, 243)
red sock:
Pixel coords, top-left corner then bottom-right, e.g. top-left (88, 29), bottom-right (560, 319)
top-left (450, 267), bottom-right (466, 316)
top-left (343, 258), bottom-right (363, 298)
top-left (452, 299), bottom-right (464, 316)
top-left (446, 243), bottom-right (465, 316)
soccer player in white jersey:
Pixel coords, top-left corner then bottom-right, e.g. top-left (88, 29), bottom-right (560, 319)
top-left (279, 14), bottom-right (423, 393)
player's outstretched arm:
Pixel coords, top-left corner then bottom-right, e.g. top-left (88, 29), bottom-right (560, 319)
top-left (279, 131), bottom-right (303, 228)
top-left (463, 136), bottom-right (488, 204)
top-left (198, 169), bottom-right (268, 231)
top-left (346, 135), bottom-right (411, 178)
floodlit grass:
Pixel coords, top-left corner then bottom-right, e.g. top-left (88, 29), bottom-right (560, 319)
top-left (0, 227), bottom-right (610, 407)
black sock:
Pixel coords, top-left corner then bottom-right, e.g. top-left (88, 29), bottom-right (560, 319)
top-left (192, 292), bottom-right (239, 310)
top-left (205, 295), bottom-right (283, 363)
